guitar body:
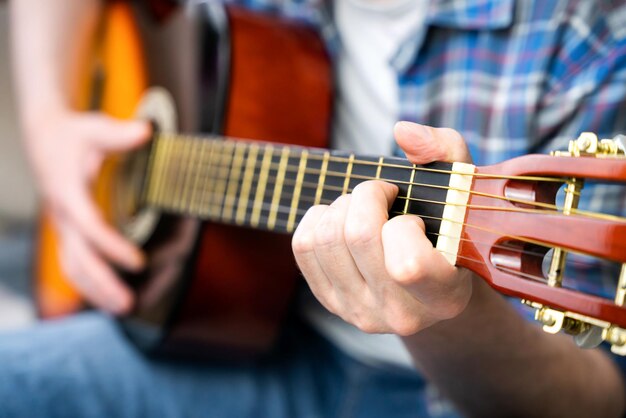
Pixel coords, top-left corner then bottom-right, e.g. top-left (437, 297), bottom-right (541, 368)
top-left (35, 2), bottom-right (332, 359)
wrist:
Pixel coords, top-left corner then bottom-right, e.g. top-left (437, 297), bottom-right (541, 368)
top-left (21, 103), bottom-right (74, 140)
top-left (408, 273), bottom-right (507, 342)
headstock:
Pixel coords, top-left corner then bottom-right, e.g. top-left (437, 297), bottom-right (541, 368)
top-left (457, 133), bottom-right (626, 355)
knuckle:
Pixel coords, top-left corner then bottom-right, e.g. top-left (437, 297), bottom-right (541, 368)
top-left (439, 127), bottom-right (463, 142)
top-left (390, 318), bottom-right (421, 337)
top-left (314, 214), bottom-right (343, 248)
top-left (332, 194), bottom-right (352, 206)
top-left (351, 181), bottom-right (375, 195)
top-left (292, 230), bottom-right (315, 255)
top-left (353, 316), bottom-right (378, 334)
top-left (347, 303), bottom-right (380, 334)
top-left (344, 219), bottom-right (378, 248)
top-left (319, 293), bottom-right (340, 316)
top-left (389, 257), bottom-right (426, 286)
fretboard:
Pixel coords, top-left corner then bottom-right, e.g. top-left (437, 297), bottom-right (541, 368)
top-left (143, 134), bottom-right (454, 245)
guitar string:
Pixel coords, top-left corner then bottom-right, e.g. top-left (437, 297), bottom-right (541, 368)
top-left (154, 187), bottom-right (602, 278)
top-left (160, 134), bottom-right (567, 183)
top-left (147, 136), bottom-right (621, 288)
top-left (424, 231), bottom-right (604, 270)
top-left (434, 250), bottom-right (547, 284)
top-left (180, 168), bottom-right (619, 222)
top-left (151, 146), bottom-right (624, 262)
top-left (147, 137), bottom-right (626, 263)
top-left (156, 135), bottom-right (626, 223)
top-left (151, 165), bottom-right (624, 262)
top-left (153, 147), bottom-right (626, 224)
top-left (152, 179), bottom-right (619, 265)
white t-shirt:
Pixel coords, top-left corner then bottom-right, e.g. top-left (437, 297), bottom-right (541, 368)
top-left (303, 0), bottom-right (428, 368)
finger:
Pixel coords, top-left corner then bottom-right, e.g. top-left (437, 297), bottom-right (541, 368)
top-left (382, 215), bottom-right (459, 298)
top-left (59, 186), bottom-right (145, 271)
top-left (394, 121), bottom-right (472, 164)
top-left (384, 215), bottom-right (472, 320)
top-left (313, 195), bottom-right (368, 299)
top-left (85, 114), bottom-right (151, 152)
top-left (59, 225), bottom-right (134, 314)
top-left (344, 181), bottom-right (398, 287)
top-left (292, 205), bottom-right (338, 312)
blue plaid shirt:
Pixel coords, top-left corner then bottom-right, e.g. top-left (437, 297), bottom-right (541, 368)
top-left (225, 0), bottom-right (626, 415)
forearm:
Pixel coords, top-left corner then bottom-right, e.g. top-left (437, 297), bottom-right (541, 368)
top-left (9, 0), bottom-right (102, 129)
top-left (404, 275), bottom-right (625, 418)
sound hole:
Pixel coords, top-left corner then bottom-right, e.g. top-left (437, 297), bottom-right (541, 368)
top-left (114, 142), bottom-right (159, 245)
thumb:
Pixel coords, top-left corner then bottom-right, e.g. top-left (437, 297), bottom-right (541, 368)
top-left (86, 114), bottom-right (152, 152)
top-left (394, 121), bottom-right (472, 164)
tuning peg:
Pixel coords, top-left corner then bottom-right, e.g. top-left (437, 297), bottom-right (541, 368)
top-left (603, 326), bottom-right (626, 355)
top-left (574, 324), bottom-right (604, 349)
top-left (611, 134), bottom-right (626, 154)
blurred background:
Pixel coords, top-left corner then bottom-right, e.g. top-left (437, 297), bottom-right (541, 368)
top-left (0, 2), bottom-right (38, 330)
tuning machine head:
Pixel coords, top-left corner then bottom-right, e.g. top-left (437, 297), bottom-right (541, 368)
top-left (552, 132), bottom-right (626, 158)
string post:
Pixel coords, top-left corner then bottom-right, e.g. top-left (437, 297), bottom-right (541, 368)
top-left (535, 306), bottom-right (564, 333)
top-left (534, 306), bottom-right (587, 335)
top-left (554, 133), bottom-right (626, 353)
top-left (545, 177), bottom-right (583, 288)
top-left (603, 326), bottom-right (626, 355)
top-left (554, 132), bottom-right (626, 157)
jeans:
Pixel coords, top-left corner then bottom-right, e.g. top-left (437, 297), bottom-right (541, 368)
top-left (0, 312), bottom-right (460, 418)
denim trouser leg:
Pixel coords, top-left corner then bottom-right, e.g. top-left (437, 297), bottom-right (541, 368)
top-left (0, 312), bottom-right (460, 418)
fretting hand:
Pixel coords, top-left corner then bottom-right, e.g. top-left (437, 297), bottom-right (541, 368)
top-left (292, 121), bottom-right (475, 335)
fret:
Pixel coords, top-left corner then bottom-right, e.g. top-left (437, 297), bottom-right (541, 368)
top-left (235, 143), bottom-right (259, 225)
top-left (222, 142), bottom-right (247, 222)
top-left (199, 140), bottom-right (215, 219)
top-left (314, 151), bottom-right (330, 205)
top-left (287, 150), bottom-right (308, 233)
top-left (403, 164), bottom-right (417, 214)
top-left (152, 135), bottom-right (168, 207)
top-left (301, 149), bottom-right (324, 212)
top-left (268, 146), bottom-right (290, 230)
top-left (211, 140), bottom-right (234, 218)
top-left (377, 156), bottom-right (414, 217)
top-left (342, 154), bottom-right (354, 195)
top-left (375, 156), bottom-right (383, 179)
top-left (174, 136), bottom-right (190, 212)
top-left (250, 145), bottom-right (274, 227)
top-left (141, 134), bottom-right (456, 250)
top-left (166, 136), bottom-right (186, 212)
top-left (145, 135), bottom-right (166, 206)
top-left (188, 137), bottom-right (204, 215)
top-left (178, 136), bottom-right (196, 212)
top-left (407, 162), bottom-right (454, 246)
top-left (204, 139), bottom-right (222, 218)
top-left (275, 152), bottom-right (298, 231)
top-left (320, 151), bottom-right (349, 205)
top-left (348, 155), bottom-right (381, 192)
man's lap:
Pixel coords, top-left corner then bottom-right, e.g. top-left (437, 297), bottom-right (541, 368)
top-left (0, 312), bottom-right (454, 418)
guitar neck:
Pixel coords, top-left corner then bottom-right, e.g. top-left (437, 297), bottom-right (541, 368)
top-left (143, 133), bottom-right (461, 245)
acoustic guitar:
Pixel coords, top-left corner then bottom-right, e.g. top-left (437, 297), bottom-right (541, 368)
top-left (35, 1), bottom-right (626, 360)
